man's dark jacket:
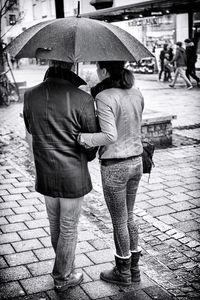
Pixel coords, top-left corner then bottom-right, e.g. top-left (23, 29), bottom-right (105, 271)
top-left (23, 68), bottom-right (98, 198)
top-left (185, 45), bottom-right (197, 66)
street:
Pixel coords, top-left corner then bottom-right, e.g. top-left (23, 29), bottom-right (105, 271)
top-left (0, 64), bottom-right (200, 299)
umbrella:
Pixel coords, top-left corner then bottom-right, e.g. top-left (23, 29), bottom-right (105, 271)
top-left (5, 17), bottom-right (153, 63)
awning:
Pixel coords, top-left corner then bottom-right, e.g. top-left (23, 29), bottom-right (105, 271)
top-left (80, 0), bottom-right (200, 22)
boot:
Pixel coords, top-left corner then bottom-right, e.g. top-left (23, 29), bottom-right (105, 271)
top-left (100, 255), bottom-right (132, 286)
top-left (54, 270), bottom-right (83, 293)
top-left (131, 250), bottom-right (141, 282)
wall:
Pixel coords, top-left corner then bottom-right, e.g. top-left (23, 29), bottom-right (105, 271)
top-left (176, 13), bottom-right (189, 42)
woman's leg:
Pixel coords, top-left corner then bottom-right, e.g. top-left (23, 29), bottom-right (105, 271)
top-left (126, 157), bottom-right (142, 251)
top-left (101, 163), bottom-right (130, 257)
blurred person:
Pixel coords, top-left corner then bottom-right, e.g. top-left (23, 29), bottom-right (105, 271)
top-left (159, 43), bottom-right (168, 81)
top-left (169, 42), bottom-right (193, 89)
top-left (78, 61), bottom-right (144, 286)
top-left (163, 53), bottom-right (173, 82)
top-left (23, 60), bottom-right (98, 292)
top-left (184, 38), bottom-right (200, 87)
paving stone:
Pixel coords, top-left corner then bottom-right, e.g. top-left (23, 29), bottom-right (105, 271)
top-left (174, 220), bottom-right (199, 233)
top-left (8, 187), bottom-right (30, 194)
top-left (110, 289), bottom-right (153, 300)
top-left (27, 260), bottom-right (54, 276)
top-left (20, 274), bottom-right (53, 294)
top-left (34, 247), bottom-right (55, 260)
top-left (0, 216), bottom-right (8, 225)
top-left (0, 189), bottom-right (9, 196)
top-left (0, 282), bottom-right (25, 299)
top-left (30, 211), bottom-right (47, 219)
top-left (1, 222), bottom-right (28, 233)
top-left (186, 190), bottom-right (200, 198)
top-left (0, 256), bottom-right (8, 268)
top-left (148, 206), bottom-right (175, 217)
top-left (7, 213), bottom-right (33, 223)
top-left (0, 208), bottom-right (14, 217)
top-left (18, 228), bottom-right (48, 239)
top-left (13, 205), bottom-right (37, 214)
top-left (169, 201), bottom-right (196, 211)
top-left (47, 286), bottom-right (90, 300)
top-left (147, 197), bottom-right (173, 207)
top-left (146, 190), bottom-right (170, 199)
top-left (39, 236), bottom-right (51, 247)
top-left (171, 211), bottom-right (199, 222)
top-left (76, 241), bottom-right (96, 254)
top-left (157, 215), bottom-right (178, 225)
top-left (25, 218), bottom-right (49, 229)
top-left (84, 262), bottom-right (113, 280)
top-left (12, 239), bottom-right (43, 252)
top-left (143, 285), bottom-right (174, 299)
top-left (168, 193), bottom-right (192, 202)
top-left (75, 253), bottom-right (94, 268)
top-left (5, 251), bottom-right (38, 266)
top-left (0, 243), bottom-right (15, 255)
top-left (0, 178), bottom-right (18, 184)
top-left (0, 266), bottom-right (31, 282)
top-left (81, 280), bottom-right (120, 299)
top-left (34, 204), bottom-right (46, 211)
top-left (12, 181), bottom-right (33, 188)
top-left (17, 198), bottom-right (41, 206)
top-left (78, 230), bottom-right (97, 241)
top-left (0, 200), bottom-right (19, 209)
top-left (22, 191), bottom-right (41, 199)
top-left (89, 239), bottom-right (110, 250)
top-left (0, 232), bottom-right (21, 244)
top-left (0, 183), bottom-right (13, 190)
top-left (86, 249), bottom-right (114, 264)
top-left (136, 201), bottom-right (153, 209)
top-left (2, 194), bottom-right (25, 201)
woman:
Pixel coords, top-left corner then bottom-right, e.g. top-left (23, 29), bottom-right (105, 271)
top-left (78, 61), bottom-right (144, 286)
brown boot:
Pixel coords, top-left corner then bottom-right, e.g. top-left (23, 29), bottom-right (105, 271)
top-left (100, 255), bottom-right (132, 286)
top-left (131, 250), bottom-right (141, 282)
top-left (54, 270), bottom-right (83, 293)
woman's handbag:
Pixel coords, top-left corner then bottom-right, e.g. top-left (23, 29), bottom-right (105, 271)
top-left (142, 141), bottom-right (155, 178)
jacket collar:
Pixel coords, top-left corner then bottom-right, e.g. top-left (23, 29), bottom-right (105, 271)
top-left (44, 67), bottom-right (86, 87)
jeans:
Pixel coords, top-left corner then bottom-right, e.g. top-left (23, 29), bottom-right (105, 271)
top-left (171, 66), bottom-right (192, 87)
top-left (45, 196), bottom-right (83, 284)
top-left (186, 65), bottom-right (200, 83)
top-left (101, 156), bottom-right (142, 257)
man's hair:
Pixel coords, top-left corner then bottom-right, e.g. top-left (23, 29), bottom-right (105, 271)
top-left (176, 42), bottom-right (182, 47)
top-left (49, 60), bottom-right (74, 69)
top-left (184, 38), bottom-right (191, 43)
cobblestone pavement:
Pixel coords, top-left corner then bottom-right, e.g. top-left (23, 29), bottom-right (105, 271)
top-left (0, 66), bottom-right (200, 299)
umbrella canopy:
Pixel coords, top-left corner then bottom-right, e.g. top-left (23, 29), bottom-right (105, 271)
top-left (5, 17), bottom-right (153, 63)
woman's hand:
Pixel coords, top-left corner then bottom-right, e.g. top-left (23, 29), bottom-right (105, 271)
top-left (77, 133), bottom-right (93, 149)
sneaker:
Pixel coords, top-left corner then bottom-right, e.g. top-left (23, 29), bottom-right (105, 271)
top-left (187, 85), bottom-right (193, 90)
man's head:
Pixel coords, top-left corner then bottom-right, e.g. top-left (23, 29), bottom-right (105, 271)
top-left (184, 38), bottom-right (192, 46)
top-left (176, 42), bottom-right (182, 48)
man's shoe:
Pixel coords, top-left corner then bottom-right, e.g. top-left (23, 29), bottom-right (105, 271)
top-left (54, 271), bottom-right (83, 293)
top-left (187, 85), bottom-right (193, 90)
top-left (169, 84), bottom-right (174, 88)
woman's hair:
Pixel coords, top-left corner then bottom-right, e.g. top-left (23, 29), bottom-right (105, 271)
top-left (98, 61), bottom-right (134, 89)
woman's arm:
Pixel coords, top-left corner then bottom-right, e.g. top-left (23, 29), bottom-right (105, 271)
top-left (79, 97), bottom-right (118, 148)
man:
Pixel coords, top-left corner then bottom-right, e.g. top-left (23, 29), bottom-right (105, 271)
top-left (23, 60), bottom-right (98, 292)
top-left (169, 41), bottom-right (193, 90)
top-left (184, 38), bottom-right (200, 87)
top-left (158, 43), bottom-right (168, 81)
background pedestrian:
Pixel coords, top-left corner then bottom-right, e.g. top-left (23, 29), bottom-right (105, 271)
top-left (184, 38), bottom-right (200, 87)
top-left (169, 42), bottom-right (193, 89)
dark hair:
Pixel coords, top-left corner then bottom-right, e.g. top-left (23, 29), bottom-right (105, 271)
top-left (98, 61), bottom-right (134, 89)
top-left (176, 41), bottom-right (182, 47)
top-left (184, 38), bottom-right (191, 43)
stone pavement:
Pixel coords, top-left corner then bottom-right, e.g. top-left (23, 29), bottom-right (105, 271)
top-left (0, 65), bottom-right (200, 299)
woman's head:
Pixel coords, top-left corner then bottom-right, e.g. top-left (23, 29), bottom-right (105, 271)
top-left (96, 61), bottom-right (134, 89)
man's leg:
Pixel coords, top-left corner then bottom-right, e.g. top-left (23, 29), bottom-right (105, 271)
top-left (45, 196), bottom-right (60, 252)
top-left (179, 67), bottom-right (192, 87)
top-left (170, 67), bottom-right (179, 87)
top-left (52, 196), bottom-right (84, 285)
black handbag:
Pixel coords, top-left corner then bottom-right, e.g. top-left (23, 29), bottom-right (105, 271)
top-left (142, 141), bottom-right (155, 176)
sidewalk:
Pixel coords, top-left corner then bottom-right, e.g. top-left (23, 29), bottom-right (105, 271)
top-left (0, 65), bottom-right (200, 299)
